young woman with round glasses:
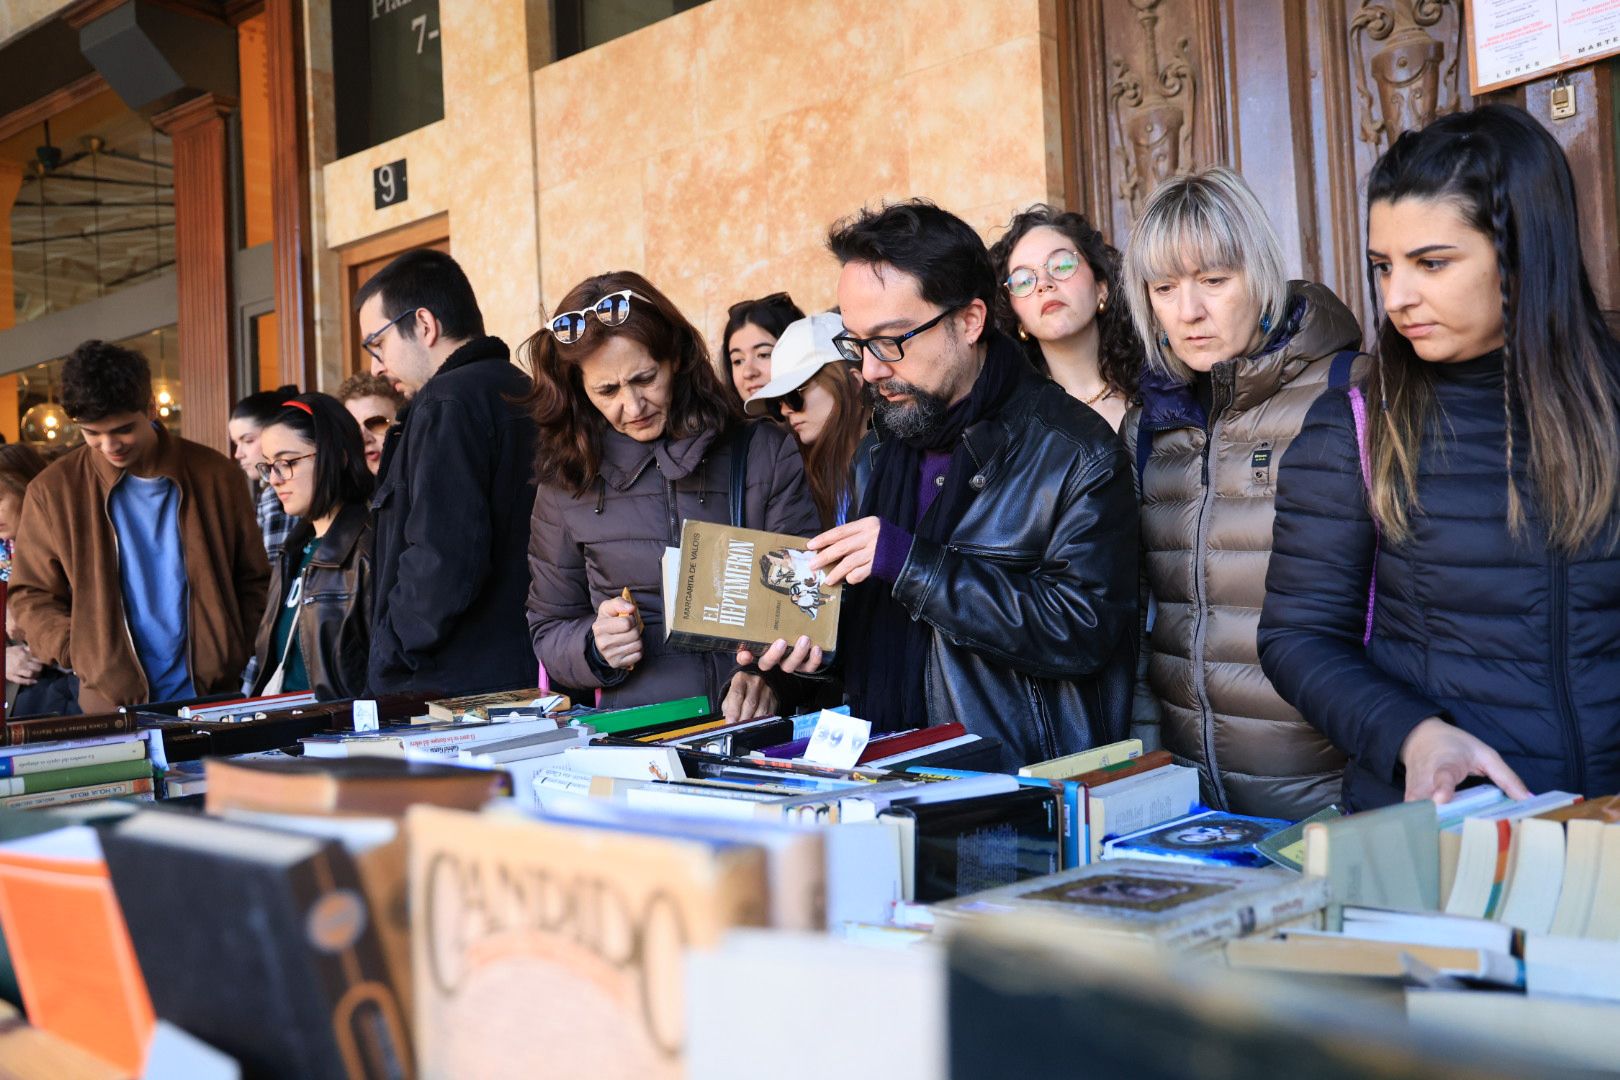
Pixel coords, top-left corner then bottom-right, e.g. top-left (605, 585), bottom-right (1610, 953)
top-left (524, 271), bottom-right (822, 720)
top-left (248, 393), bottom-right (376, 699)
top-left (988, 205), bottom-right (1143, 431)
top-left (718, 291), bottom-right (806, 409)
top-left (743, 312), bottom-right (871, 529)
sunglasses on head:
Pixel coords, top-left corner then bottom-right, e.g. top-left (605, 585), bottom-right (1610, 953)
top-left (1005, 249), bottom-right (1082, 298)
top-left (544, 289), bottom-right (643, 344)
top-left (727, 291), bottom-right (793, 317)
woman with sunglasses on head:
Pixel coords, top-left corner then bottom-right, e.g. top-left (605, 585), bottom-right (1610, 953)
top-left (988, 205), bottom-right (1143, 431)
top-left (525, 271), bottom-right (822, 721)
top-left (1121, 166), bottom-right (1367, 821)
top-left (248, 393), bottom-right (376, 699)
top-left (720, 292), bottom-right (806, 410)
top-left (228, 384), bottom-right (302, 563)
top-left (742, 312), bottom-right (871, 529)
top-left (336, 372), bottom-right (407, 476)
top-left (1261, 105), bottom-right (1620, 810)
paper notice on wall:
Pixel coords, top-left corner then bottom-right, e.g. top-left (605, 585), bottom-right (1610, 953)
top-left (1471, 0), bottom-right (1620, 92)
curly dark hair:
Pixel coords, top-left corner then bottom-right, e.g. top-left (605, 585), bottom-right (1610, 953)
top-left (335, 372), bottom-right (407, 410)
top-left (987, 205), bottom-right (1143, 399)
top-left (61, 339), bottom-right (153, 422)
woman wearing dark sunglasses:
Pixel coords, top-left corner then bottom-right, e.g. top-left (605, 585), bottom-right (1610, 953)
top-left (743, 312), bottom-right (871, 529)
top-left (524, 271), bottom-right (822, 721)
top-left (248, 393), bottom-right (376, 699)
top-left (719, 291), bottom-right (806, 409)
top-left (988, 205), bottom-right (1143, 432)
top-left (337, 372), bottom-right (407, 475)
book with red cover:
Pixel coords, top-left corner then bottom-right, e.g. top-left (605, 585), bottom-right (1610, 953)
top-left (856, 724), bottom-right (968, 765)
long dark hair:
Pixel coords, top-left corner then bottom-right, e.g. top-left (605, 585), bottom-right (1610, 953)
top-left (797, 363), bottom-right (871, 529)
top-left (1365, 103), bottom-right (1620, 551)
top-left (719, 293), bottom-right (804, 398)
top-left (987, 204), bottom-right (1143, 398)
top-left (263, 393), bottom-right (374, 522)
top-left (232, 384), bottom-right (301, 427)
top-left (524, 271), bottom-right (740, 496)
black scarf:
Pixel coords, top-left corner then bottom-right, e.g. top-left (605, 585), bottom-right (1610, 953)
top-left (844, 332), bottom-right (1026, 732)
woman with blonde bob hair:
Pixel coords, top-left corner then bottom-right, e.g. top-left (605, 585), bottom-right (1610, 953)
top-left (1122, 165), bottom-right (1364, 820)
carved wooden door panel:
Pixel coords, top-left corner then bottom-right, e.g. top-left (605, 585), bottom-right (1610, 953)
top-left (1059, 0), bottom-right (1620, 328)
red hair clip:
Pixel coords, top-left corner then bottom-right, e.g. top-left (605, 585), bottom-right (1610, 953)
top-left (282, 400), bottom-right (313, 415)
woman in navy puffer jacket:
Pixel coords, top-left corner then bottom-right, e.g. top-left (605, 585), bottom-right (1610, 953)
top-left (1259, 104), bottom-right (1620, 811)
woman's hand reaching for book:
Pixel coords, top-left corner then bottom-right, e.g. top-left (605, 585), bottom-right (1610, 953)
top-left (722, 671), bottom-right (777, 723)
top-left (1399, 717), bottom-right (1531, 804)
top-left (592, 595), bottom-right (644, 671)
top-left (736, 636), bottom-right (826, 676)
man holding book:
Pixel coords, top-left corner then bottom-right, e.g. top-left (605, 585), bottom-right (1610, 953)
top-left (9, 340), bottom-right (269, 713)
top-left (750, 201), bottom-right (1139, 768)
top-left (355, 249), bottom-right (539, 696)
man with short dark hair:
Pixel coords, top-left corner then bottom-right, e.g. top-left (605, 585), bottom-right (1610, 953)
top-left (355, 248), bottom-right (538, 696)
top-left (753, 201), bottom-right (1140, 768)
top-left (10, 340), bottom-right (269, 712)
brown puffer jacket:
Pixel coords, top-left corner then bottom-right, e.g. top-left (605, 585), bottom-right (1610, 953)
top-left (1123, 281), bottom-right (1363, 819)
top-left (528, 419), bottom-right (821, 710)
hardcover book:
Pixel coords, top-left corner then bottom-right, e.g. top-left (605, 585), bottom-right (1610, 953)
top-left (661, 521), bottom-right (840, 654)
top-left (1103, 810), bottom-right (1292, 868)
top-left (408, 805), bottom-right (768, 1079)
top-left (101, 812), bottom-right (411, 1080)
top-left (936, 859), bottom-right (1329, 950)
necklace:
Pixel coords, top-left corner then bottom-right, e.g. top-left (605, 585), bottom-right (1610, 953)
top-left (1080, 385), bottom-right (1113, 406)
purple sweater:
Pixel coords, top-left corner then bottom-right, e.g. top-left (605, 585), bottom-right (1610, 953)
top-left (871, 449), bottom-right (953, 583)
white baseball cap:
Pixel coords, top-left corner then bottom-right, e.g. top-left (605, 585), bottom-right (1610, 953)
top-left (744, 312), bottom-right (847, 416)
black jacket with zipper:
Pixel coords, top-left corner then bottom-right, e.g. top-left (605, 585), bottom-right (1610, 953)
top-left (251, 503), bottom-right (373, 701)
top-left (851, 344), bottom-right (1139, 770)
top-left (368, 336), bottom-right (539, 696)
top-left (1259, 348), bottom-right (1620, 809)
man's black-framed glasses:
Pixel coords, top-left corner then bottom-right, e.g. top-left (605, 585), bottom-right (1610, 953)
top-left (361, 309), bottom-right (417, 361)
top-left (831, 306), bottom-right (956, 365)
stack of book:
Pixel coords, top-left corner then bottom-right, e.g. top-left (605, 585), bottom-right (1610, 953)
top-left (0, 724), bottom-right (156, 810)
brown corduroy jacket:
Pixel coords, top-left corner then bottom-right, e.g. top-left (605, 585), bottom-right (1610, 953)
top-left (10, 423), bottom-right (270, 713)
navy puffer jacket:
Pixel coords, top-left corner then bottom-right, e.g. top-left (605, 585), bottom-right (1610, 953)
top-left (1258, 349), bottom-right (1620, 809)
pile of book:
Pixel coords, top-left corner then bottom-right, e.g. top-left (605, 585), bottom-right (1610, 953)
top-left (0, 717), bottom-right (158, 810)
top-left (1, 681), bottom-right (1618, 1078)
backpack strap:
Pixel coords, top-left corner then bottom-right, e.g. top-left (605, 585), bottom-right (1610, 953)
top-left (730, 420), bottom-right (754, 529)
top-left (1328, 348), bottom-right (1358, 391)
top-left (1347, 384), bottom-right (1380, 646)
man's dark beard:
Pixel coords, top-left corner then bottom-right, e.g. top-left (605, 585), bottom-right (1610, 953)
top-left (865, 378), bottom-right (952, 440)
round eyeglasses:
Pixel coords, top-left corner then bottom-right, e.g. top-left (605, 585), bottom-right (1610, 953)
top-left (1005, 249), bottom-right (1082, 298)
top-left (545, 290), bottom-right (640, 344)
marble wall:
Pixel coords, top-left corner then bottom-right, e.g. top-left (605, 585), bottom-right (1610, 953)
top-left (0, 0), bottom-right (73, 47)
top-left (532, 0), bottom-right (1063, 352)
top-left (312, 0), bottom-right (1062, 373)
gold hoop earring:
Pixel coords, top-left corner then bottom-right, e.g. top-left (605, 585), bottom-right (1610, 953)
top-left (1097, 296), bottom-right (1107, 313)
top-left (1017, 326), bottom-right (1028, 341)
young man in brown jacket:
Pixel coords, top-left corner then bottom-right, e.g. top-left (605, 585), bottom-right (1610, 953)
top-left (10, 340), bottom-right (269, 714)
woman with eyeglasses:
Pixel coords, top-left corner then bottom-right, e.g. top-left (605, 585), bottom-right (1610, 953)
top-left (720, 292), bottom-right (806, 409)
top-left (524, 271), bottom-right (822, 720)
top-left (228, 384), bottom-right (302, 563)
top-left (1121, 166), bottom-right (1366, 821)
top-left (988, 205), bottom-right (1143, 432)
top-left (248, 393), bottom-right (376, 699)
top-left (337, 372), bottom-right (408, 476)
top-left (742, 312), bottom-right (871, 529)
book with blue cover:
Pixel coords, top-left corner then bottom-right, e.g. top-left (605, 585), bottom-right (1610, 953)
top-left (1102, 809), bottom-right (1292, 868)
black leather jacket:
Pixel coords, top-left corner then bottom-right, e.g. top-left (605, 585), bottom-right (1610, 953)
top-left (251, 503), bottom-right (374, 701)
top-left (852, 357), bottom-right (1140, 769)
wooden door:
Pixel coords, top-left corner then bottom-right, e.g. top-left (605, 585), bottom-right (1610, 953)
top-left (1057, 0), bottom-right (1620, 331)
top-left (336, 212), bottom-right (450, 377)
